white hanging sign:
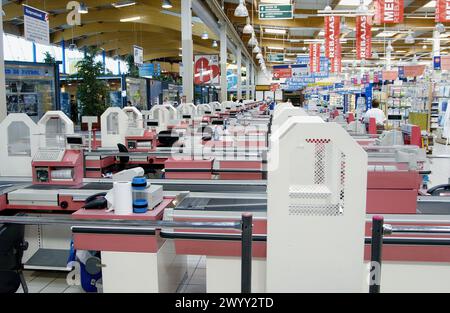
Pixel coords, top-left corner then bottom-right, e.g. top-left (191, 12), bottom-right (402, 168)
top-left (23, 5), bottom-right (50, 45)
top-left (133, 45), bottom-right (144, 65)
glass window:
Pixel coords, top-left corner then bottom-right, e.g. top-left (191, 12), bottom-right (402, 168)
top-left (107, 112), bottom-right (119, 135)
top-left (8, 121), bottom-right (31, 157)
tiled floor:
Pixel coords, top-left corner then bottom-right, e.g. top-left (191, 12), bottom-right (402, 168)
top-left (17, 255), bottom-right (206, 293)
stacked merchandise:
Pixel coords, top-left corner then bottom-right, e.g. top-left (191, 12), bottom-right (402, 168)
top-left (433, 82), bottom-right (450, 144)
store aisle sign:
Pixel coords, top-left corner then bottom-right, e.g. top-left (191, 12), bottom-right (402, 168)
top-left (400, 65), bottom-right (426, 77)
top-left (259, 4), bottom-right (293, 20)
top-left (374, 0), bottom-right (404, 24)
top-left (296, 57), bottom-right (329, 78)
top-left (270, 83), bottom-right (280, 92)
top-left (133, 46), bottom-right (144, 65)
top-left (23, 5), bottom-right (50, 45)
top-left (434, 56), bottom-right (442, 70)
top-left (309, 44), bottom-right (321, 73)
top-left (194, 55), bottom-right (220, 85)
top-left (138, 63), bottom-right (161, 78)
top-left (356, 15), bottom-right (372, 60)
top-left (268, 54), bottom-right (285, 62)
top-left (436, 0), bottom-right (450, 23)
top-left (441, 56), bottom-right (450, 70)
top-left (273, 65), bottom-right (292, 79)
top-left (382, 70), bottom-right (398, 80)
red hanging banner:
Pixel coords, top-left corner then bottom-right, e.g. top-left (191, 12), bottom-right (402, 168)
top-left (356, 15), bottom-right (372, 60)
top-left (436, 0), bottom-right (450, 23)
top-left (324, 16), bottom-right (340, 60)
top-left (331, 42), bottom-right (342, 74)
top-left (377, 0), bottom-right (404, 24)
top-left (309, 43), bottom-right (321, 73)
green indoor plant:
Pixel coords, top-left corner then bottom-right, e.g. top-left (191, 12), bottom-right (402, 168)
top-left (74, 47), bottom-right (108, 117)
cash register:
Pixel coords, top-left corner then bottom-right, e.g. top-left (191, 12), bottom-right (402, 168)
top-left (32, 134), bottom-right (84, 186)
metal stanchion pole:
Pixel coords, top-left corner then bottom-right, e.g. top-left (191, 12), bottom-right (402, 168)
top-left (370, 215), bottom-right (384, 293)
top-left (241, 213), bottom-right (253, 293)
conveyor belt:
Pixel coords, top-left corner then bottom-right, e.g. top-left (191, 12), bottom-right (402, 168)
top-left (0, 182), bottom-right (27, 193)
top-left (176, 197), bottom-right (267, 212)
top-left (81, 181), bottom-right (267, 193)
top-left (25, 184), bottom-right (74, 190)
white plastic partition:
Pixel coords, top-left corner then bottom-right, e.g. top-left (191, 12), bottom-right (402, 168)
top-left (221, 101), bottom-right (236, 111)
top-left (273, 102), bottom-right (293, 115)
top-left (123, 106), bottom-right (144, 129)
top-left (177, 103), bottom-right (197, 119)
top-left (272, 106), bottom-right (308, 127)
top-left (0, 113), bottom-right (39, 176)
top-left (37, 111), bottom-right (74, 149)
top-left (163, 103), bottom-right (177, 122)
top-left (210, 102), bottom-right (222, 113)
top-left (101, 107), bottom-right (128, 148)
top-left (266, 117), bottom-right (368, 292)
top-left (149, 105), bottom-right (170, 131)
top-left (197, 103), bottom-right (212, 115)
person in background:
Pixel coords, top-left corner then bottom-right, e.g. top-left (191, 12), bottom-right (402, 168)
top-left (127, 100), bottom-right (132, 107)
top-left (267, 97), bottom-right (276, 112)
top-left (70, 95), bottom-right (78, 124)
top-left (363, 99), bottom-right (386, 125)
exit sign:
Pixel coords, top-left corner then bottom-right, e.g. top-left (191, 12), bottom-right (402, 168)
top-left (259, 4), bottom-right (293, 20)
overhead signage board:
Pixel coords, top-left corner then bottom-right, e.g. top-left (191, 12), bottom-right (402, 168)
top-left (23, 5), bottom-right (50, 45)
top-left (194, 55), bottom-right (220, 85)
top-left (434, 56), bottom-right (442, 71)
top-left (268, 53), bottom-right (285, 62)
top-left (273, 65), bottom-right (292, 79)
top-left (259, 4), bottom-right (293, 20)
top-left (133, 45), bottom-right (144, 65)
top-left (441, 55), bottom-right (450, 70)
top-left (296, 57), bottom-right (330, 78)
top-left (139, 63), bottom-right (161, 78)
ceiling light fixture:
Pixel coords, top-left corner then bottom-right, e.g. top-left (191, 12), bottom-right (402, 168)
top-left (267, 46), bottom-right (284, 50)
top-left (386, 41), bottom-right (394, 52)
top-left (120, 16), bottom-right (141, 22)
top-left (253, 45), bottom-right (260, 53)
top-left (248, 34), bottom-right (258, 46)
top-left (201, 31), bottom-right (209, 40)
top-left (405, 31), bottom-right (415, 44)
top-left (243, 17), bottom-right (254, 34)
top-left (264, 28), bottom-right (287, 35)
top-left (356, 0), bottom-right (369, 14)
top-left (78, 3), bottom-right (88, 14)
top-left (212, 40), bottom-right (218, 48)
top-left (256, 52), bottom-right (263, 60)
top-left (436, 23), bottom-right (446, 33)
top-left (162, 0), bottom-right (173, 9)
top-left (112, 1), bottom-right (136, 8)
top-left (234, 0), bottom-right (249, 17)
